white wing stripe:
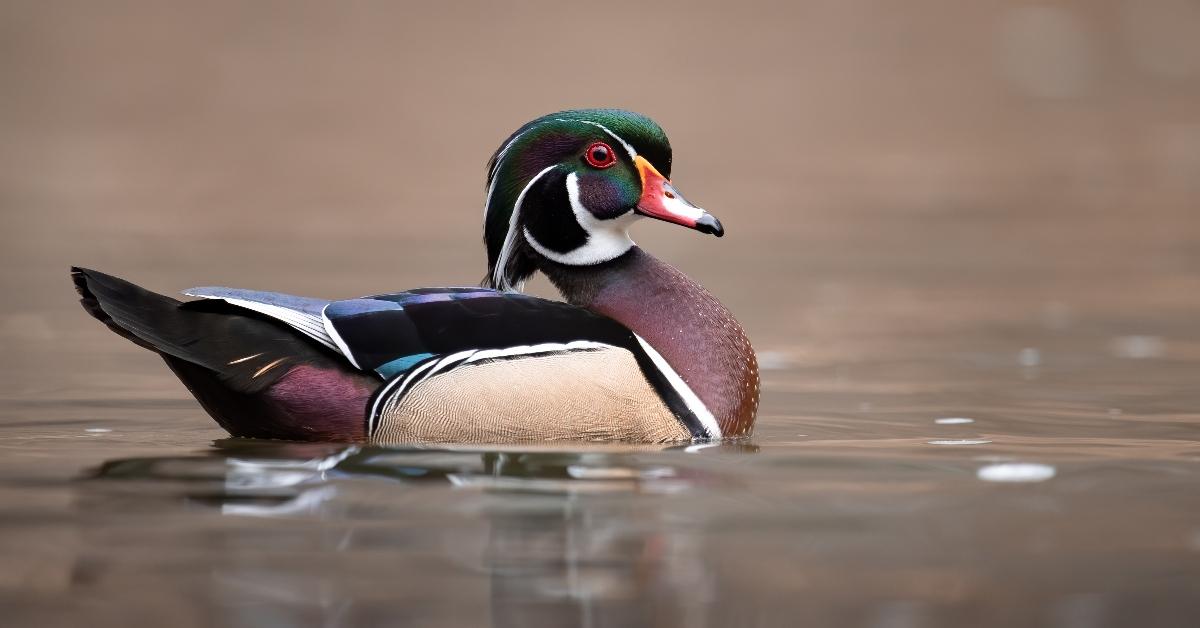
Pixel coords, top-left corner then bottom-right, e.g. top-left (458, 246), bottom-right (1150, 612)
top-left (464, 340), bottom-right (610, 364)
top-left (320, 304), bottom-right (362, 370)
top-left (369, 350), bottom-right (478, 435)
top-left (368, 357), bottom-right (440, 434)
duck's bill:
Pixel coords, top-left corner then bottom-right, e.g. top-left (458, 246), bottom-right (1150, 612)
top-left (634, 156), bottom-right (724, 237)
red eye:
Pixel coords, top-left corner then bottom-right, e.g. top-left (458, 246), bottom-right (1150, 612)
top-left (584, 142), bottom-right (617, 169)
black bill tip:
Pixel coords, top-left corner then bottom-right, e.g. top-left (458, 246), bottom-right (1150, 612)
top-left (696, 214), bottom-right (724, 237)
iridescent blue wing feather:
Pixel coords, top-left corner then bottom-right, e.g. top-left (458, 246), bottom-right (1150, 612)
top-left (322, 289), bottom-right (642, 378)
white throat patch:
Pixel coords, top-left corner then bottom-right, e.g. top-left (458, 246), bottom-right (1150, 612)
top-left (523, 172), bottom-right (637, 266)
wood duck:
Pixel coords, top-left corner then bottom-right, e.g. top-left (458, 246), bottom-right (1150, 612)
top-left (72, 109), bottom-right (759, 444)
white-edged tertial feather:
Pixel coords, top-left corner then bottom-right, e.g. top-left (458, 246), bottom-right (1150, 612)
top-left (184, 290), bottom-right (337, 352)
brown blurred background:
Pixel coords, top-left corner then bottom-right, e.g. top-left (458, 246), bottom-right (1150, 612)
top-left (2, 0), bottom-right (1199, 398)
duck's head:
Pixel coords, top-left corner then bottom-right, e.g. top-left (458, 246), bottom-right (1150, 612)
top-left (483, 109), bottom-right (723, 291)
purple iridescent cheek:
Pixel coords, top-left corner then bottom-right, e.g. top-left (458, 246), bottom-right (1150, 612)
top-left (577, 171), bottom-right (639, 220)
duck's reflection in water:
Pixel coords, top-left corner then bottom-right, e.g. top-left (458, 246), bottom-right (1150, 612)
top-left (87, 439), bottom-right (757, 627)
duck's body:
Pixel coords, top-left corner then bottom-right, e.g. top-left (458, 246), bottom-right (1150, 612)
top-left (73, 109), bottom-right (758, 443)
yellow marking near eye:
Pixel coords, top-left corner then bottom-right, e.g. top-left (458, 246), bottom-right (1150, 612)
top-left (252, 357), bottom-right (287, 378)
top-left (227, 352), bottom-right (264, 365)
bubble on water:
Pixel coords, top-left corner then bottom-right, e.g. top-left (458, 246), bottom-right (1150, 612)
top-left (928, 439), bottom-right (992, 446)
top-left (1018, 347), bottom-right (1041, 367)
top-left (934, 417), bottom-right (975, 425)
top-left (977, 462), bottom-right (1056, 483)
top-left (1110, 335), bottom-right (1165, 359)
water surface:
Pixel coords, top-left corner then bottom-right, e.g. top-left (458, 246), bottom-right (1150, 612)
top-left (3, 240), bottom-right (1199, 627)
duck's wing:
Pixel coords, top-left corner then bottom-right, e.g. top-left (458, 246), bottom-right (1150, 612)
top-left (184, 286), bottom-right (635, 376)
top-left (322, 289), bottom-right (641, 373)
top-left (186, 286), bottom-right (719, 439)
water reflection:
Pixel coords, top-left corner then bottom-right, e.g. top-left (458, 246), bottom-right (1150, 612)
top-left (91, 440), bottom-right (757, 506)
top-left (85, 440), bottom-right (757, 627)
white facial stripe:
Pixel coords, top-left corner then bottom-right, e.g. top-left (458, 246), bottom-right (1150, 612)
top-left (522, 172), bottom-right (636, 266)
top-left (555, 118), bottom-right (638, 160)
top-left (493, 165), bottom-right (556, 291)
top-left (634, 335), bottom-right (722, 438)
top-left (484, 125), bottom-right (538, 220)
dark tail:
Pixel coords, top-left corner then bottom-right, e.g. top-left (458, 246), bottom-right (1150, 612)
top-left (73, 267), bottom-right (193, 356)
top-left (71, 267), bottom-right (375, 440)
